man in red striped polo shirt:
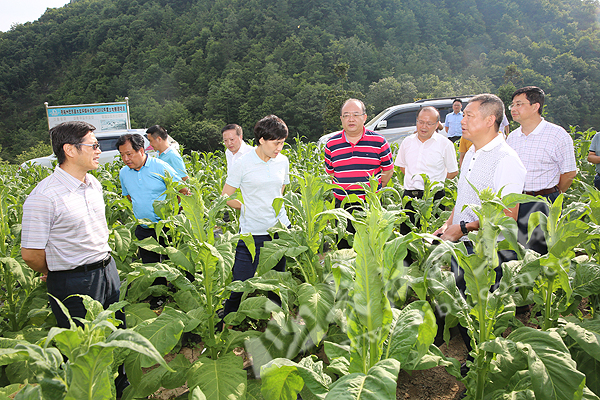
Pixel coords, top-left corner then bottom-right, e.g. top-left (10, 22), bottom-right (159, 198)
top-left (324, 98), bottom-right (394, 248)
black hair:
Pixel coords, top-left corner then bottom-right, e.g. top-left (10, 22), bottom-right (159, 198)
top-left (221, 124), bottom-right (243, 136)
top-left (470, 94), bottom-right (504, 132)
top-left (254, 115), bottom-right (288, 142)
top-left (146, 125), bottom-right (168, 140)
top-left (452, 98), bottom-right (463, 105)
top-left (512, 86), bottom-right (545, 115)
top-left (50, 121), bottom-right (96, 165)
top-left (115, 133), bottom-right (145, 152)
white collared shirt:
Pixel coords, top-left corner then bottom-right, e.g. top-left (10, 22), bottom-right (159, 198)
top-left (21, 166), bottom-right (111, 271)
top-left (225, 141), bottom-right (254, 175)
top-left (506, 118), bottom-right (576, 191)
top-left (394, 132), bottom-right (458, 190)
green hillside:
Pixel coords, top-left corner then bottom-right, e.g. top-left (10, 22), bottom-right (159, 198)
top-left (1, 0), bottom-right (599, 161)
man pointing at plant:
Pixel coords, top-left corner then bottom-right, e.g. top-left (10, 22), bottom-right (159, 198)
top-left (21, 121), bottom-right (129, 397)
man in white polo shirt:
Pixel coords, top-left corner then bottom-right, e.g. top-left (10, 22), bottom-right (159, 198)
top-left (395, 106), bottom-right (458, 234)
top-left (433, 94), bottom-right (526, 378)
top-left (21, 121), bottom-right (129, 396)
top-left (507, 86), bottom-right (577, 254)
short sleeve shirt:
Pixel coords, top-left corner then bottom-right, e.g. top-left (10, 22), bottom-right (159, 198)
top-left (119, 156), bottom-right (181, 222)
top-left (394, 132), bottom-right (458, 190)
top-left (324, 128), bottom-right (394, 201)
top-left (590, 133), bottom-right (600, 174)
top-left (226, 142), bottom-right (254, 175)
top-left (158, 146), bottom-right (187, 179)
top-left (226, 149), bottom-right (290, 235)
top-left (444, 112), bottom-right (463, 138)
top-left (506, 119), bottom-right (577, 191)
top-left (21, 166), bottom-right (111, 271)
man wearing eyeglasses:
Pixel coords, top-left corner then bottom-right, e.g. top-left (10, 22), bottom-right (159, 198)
top-left (21, 121), bottom-right (129, 397)
top-left (324, 98), bottom-right (394, 248)
top-left (395, 106), bottom-right (458, 235)
top-left (506, 86), bottom-right (577, 254)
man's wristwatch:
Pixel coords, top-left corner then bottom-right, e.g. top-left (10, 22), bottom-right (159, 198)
top-left (460, 221), bottom-right (468, 235)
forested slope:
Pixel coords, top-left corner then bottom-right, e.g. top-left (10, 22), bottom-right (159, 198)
top-left (1, 0), bottom-right (599, 161)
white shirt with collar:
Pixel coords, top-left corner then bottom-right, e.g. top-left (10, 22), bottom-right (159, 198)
top-left (394, 132), bottom-right (458, 190)
top-left (453, 135), bottom-right (526, 239)
top-left (506, 118), bottom-right (576, 192)
top-left (21, 166), bottom-right (111, 271)
top-left (225, 141), bottom-right (254, 174)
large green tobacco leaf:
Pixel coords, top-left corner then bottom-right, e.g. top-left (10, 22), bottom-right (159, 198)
top-left (506, 327), bottom-right (585, 400)
top-left (324, 358), bottom-right (400, 400)
top-left (562, 318), bottom-right (600, 395)
top-left (297, 283), bottom-right (335, 345)
top-left (382, 300), bottom-right (436, 370)
top-left (65, 345), bottom-right (113, 400)
top-left (110, 224), bottom-right (131, 261)
top-left (572, 261), bottom-right (600, 298)
top-left (186, 353), bottom-right (246, 400)
top-left (245, 318), bottom-right (308, 371)
top-left (133, 307), bottom-right (186, 367)
top-left (261, 356), bottom-right (331, 400)
top-left (125, 303), bottom-right (158, 328)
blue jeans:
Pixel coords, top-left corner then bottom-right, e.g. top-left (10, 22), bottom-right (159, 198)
top-left (223, 235), bottom-right (286, 316)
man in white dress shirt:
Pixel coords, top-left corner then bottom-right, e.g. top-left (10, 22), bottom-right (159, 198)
top-left (222, 124), bottom-right (253, 173)
top-left (395, 106), bottom-right (458, 234)
top-left (507, 86), bottom-right (577, 254)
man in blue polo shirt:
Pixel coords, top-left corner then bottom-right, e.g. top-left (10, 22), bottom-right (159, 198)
top-left (444, 99), bottom-right (464, 142)
top-left (146, 125), bottom-right (188, 181)
top-left (117, 133), bottom-right (188, 264)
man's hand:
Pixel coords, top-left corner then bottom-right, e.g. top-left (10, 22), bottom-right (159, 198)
top-left (440, 224), bottom-right (464, 242)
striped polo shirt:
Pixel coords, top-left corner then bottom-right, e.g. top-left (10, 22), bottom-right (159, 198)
top-left (324, 128), bottom-right (393, 200)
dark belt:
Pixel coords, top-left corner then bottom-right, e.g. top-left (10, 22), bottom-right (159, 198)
top-left (523, 185), bottom-right (559, 197)
top-left (61, 254), bottom-right (112, 273)
top-left (404, 189), bottom-right (424, 198)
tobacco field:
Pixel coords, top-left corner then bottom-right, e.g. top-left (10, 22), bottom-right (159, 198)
top-left (0, 129), bottom-right (599, 400)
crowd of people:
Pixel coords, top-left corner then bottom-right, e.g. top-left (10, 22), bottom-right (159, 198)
top-left (18, 85), bottom-right (600, 397)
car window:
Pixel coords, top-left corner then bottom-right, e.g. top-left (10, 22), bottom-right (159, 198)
top-left (384, 110), bottom-right (418, 129)
top-left (438, 106), bottom-right (455, 122)
top-left (98, 136), bottom-right (120, 152)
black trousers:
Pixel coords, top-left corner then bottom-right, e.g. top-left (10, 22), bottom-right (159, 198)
top-left (47, 258), bottom-right (128, 394)
top-left (135, 225), bottom-right (168, 264)
top-left (447, 242), bottom-right (518, 357)
top-left (223, 235), bottom-right (286, 317)
top-left (400, 189), bottom-right (445, 235)
top-left (334, 198), bottom-right (363, 249)
top-left (516, 190), bottom-right (559, 255)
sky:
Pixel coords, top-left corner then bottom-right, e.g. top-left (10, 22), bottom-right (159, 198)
top-left (0, 0), bottom-right (71, 33)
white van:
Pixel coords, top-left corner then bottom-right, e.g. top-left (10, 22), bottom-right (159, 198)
top-left (21, 129), bottom-right (179, 168)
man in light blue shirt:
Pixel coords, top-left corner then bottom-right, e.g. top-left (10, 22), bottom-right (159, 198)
top-left (589, 132), bottom-right (600, 189)
top-left (444, 99), bottom-right (464, 142)
top-left (146, 125), bottom-right (188, 181)
top-left (117, 133), bottom-right (187, 264)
